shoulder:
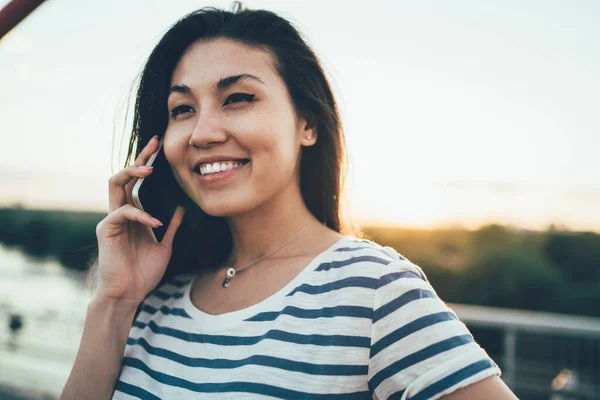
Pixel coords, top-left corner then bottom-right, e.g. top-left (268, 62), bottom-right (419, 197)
top-left (357, 237), bottom-right (503, 398)
top-left (341, 238), bottom-right (444, 321)
top-left (335, 236), bottom-right (427, 282)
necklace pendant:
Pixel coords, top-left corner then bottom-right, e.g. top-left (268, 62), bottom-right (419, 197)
top-left (222, 267), bottom-right (236, 288)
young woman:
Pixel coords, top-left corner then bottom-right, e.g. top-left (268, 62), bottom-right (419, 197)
top-left (61, 5), bottom-right (518, 400)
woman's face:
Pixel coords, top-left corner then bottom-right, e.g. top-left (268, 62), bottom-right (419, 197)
top-left (164, 38), bottom-right (315, 217)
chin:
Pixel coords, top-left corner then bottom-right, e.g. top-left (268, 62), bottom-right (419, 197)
top-left (196, 198), bottom-right (254, 218)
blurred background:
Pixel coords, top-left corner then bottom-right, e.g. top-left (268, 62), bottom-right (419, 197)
top-left (0, 0), bottom-right (599, 399)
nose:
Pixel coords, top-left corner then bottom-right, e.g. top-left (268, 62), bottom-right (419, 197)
top-left (188, 110), bottom-right (228, 148)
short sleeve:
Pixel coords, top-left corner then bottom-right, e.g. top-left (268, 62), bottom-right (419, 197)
top-left (368, 261), bottom-right (501, 400)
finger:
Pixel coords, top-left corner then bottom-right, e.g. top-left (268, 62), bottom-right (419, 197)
top-left (103, 204), bottom-right (163, 229)
top-left (133, 135), bottom-right (160, 167)
top-left (160, 206), bottom-right (185, 247)
top-left (108, 165), bottom-right (154, 212)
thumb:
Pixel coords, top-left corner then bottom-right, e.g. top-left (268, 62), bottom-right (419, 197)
top-left (161, 206), bottom-right (185, 247)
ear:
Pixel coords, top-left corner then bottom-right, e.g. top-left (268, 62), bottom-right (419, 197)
top-left (299, 118), bottom-right (317, 147)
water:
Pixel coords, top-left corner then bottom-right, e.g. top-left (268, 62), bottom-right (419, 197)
top-left (0, 244), bottom-right (92, 398)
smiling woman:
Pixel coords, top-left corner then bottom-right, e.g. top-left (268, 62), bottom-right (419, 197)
top-left (59, 3), bottom-right (517, 400)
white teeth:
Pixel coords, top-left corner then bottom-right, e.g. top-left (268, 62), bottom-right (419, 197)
top-left (199, 161), bottom-right (246, 176)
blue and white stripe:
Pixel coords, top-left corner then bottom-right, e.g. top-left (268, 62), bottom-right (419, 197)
top-left (113, 236), bottom-right (500, 399)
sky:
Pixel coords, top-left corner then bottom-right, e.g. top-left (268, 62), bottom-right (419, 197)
top-left (1, 0), bottom-right (599, 232)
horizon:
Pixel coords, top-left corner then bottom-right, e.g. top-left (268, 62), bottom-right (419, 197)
top-left (0, 201), bottom-right (595, 235)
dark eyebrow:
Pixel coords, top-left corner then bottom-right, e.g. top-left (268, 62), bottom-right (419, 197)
top-left (169, 83), bottom-right (192, 96)
top-left (168, 74), bottom-right (265, 98)
top-left (215, 74), bottom-right (265, 90)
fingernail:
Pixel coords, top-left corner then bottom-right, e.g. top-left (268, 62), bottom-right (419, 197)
top-left (151, 218), bottom-right (163, 226)
top-left (139, 165), bottom-right (153, 169)
top-left (152, 135), bottom-right (158, 141)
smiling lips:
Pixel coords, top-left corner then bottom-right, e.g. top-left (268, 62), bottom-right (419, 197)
top-left (194, 159), bottom-right (250, 184)
top-left (198, 161), bottom-right (246, 176)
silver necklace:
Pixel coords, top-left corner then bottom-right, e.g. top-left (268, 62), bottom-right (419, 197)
top-left (221, 220), bottom-right (312, 288)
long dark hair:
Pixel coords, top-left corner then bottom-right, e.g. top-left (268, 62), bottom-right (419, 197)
top-left (89, 5), bottom-right (356, 291)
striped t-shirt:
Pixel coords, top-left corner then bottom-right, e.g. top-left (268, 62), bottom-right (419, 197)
top-left (113, 236), bottom-right (501, 399)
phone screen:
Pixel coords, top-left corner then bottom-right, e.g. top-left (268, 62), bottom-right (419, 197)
top-left (133, 140), bottom-right (187, 243)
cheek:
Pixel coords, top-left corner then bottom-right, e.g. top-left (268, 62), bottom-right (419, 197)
top-left (162, 141), bottom-right (176, 166)
top-left (235, 111), bottom-right (296, 157)
top-left (165, 119), bottom-right (194, 146)
top-left (162, 136), bottom-right (186, 168)
top-left (249, 138), bottom-right (299, 189)
top-left (226, 116), bottom-right (269, 156)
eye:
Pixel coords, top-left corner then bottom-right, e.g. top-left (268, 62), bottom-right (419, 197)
top-left (170, 105), bottom-right (194, 119)
top-left (223, 93), bottom-right (255, 106)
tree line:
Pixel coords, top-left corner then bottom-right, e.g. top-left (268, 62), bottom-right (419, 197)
top-left (1, 206), bottom-right (599, 318)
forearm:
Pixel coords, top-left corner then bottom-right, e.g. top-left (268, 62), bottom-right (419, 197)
top-left (59, 296), bottom-right (139, 400)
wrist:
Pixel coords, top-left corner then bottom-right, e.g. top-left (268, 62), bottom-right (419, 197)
top-left (89, 294), bottom-right (141, 318)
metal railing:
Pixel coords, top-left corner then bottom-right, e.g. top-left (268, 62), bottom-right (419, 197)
top-left (451, 303), bottom-right (600, 399)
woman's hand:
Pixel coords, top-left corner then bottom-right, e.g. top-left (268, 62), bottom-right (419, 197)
top-left (94, 135), bottom-right (185, 305)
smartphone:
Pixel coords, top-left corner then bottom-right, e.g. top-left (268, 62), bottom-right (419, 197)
top-left (132, 138), bottom-right (186, 243)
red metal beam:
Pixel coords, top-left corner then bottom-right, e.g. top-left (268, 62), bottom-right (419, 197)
top-left (0, 0), bottom-right (47, 41)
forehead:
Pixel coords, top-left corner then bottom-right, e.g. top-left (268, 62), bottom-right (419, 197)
top-left (171, 38), bottom-right (277, 87)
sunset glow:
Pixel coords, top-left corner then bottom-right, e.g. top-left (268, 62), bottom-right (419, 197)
top-left (1, 0), bottom-right (598, 232)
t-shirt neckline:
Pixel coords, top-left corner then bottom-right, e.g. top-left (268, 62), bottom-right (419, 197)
top-left (181, 236), bottom-right (350, 330)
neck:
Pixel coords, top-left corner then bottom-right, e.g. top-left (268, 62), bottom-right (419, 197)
top-left (224, 183), bottom-right (319, 268)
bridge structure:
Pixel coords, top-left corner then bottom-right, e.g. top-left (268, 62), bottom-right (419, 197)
top-left (452, 303), bottom-right (600, 399)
